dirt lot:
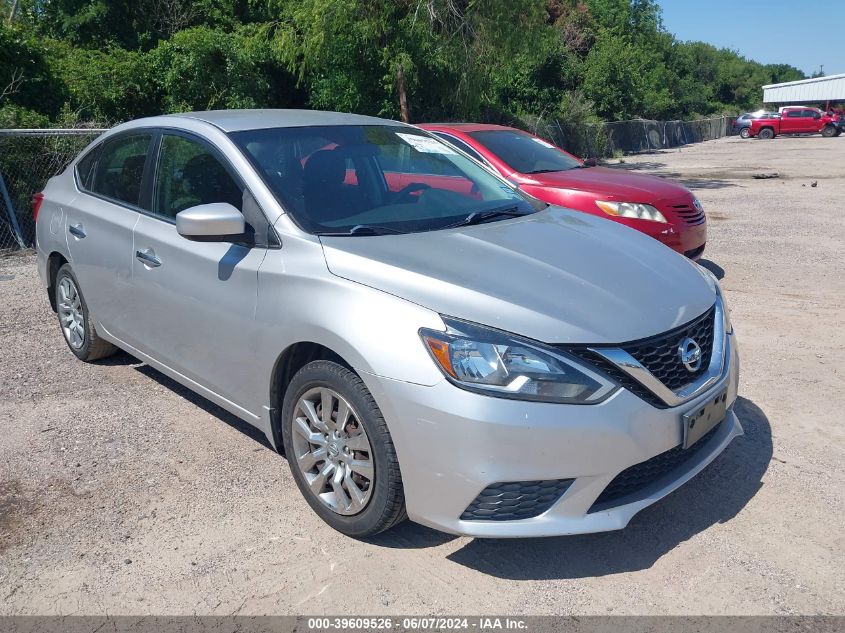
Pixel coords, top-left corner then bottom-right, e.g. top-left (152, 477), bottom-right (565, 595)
top-left (1, 135), bottom-right (843, 616)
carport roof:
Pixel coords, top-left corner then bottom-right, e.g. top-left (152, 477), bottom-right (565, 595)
top-left (763, 73), bottom-right (845, 104)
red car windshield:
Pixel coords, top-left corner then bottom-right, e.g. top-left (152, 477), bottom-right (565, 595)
top-left (470, 130), bottom-right (583, 174)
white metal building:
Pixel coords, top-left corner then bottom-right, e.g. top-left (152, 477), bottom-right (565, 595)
top-left (763, 73), bottom-right (845, 106)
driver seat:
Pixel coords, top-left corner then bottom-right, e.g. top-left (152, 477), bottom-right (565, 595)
top-left (302, 149), bottom-right (366, 223)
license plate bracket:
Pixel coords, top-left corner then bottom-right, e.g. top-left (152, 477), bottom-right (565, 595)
top-left (682, 388), bottom-right (728, 449)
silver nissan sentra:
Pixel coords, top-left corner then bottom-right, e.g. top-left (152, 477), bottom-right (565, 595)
top-left (35, 110), bottom-right (741, 538)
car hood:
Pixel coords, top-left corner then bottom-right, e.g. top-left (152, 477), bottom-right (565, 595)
top-left (520, 166), bottom-right (691, 203)
top-left (320, 208), bottom-right (715, 344)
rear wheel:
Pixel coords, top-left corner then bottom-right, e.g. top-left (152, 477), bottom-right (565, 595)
top-left (821, 125), bottom-right (836, 138)
top-left (54, 264), bottom-right (118, 361)
top-left (282, 360), bottom-right (406, 537)
top-left (758, 127), bottom-right (775, 140)
top-left (739, 128), bottom-right (751, 139)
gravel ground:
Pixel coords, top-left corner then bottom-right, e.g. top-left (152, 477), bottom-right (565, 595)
top-left (1, 135), bottom-right (843, 616)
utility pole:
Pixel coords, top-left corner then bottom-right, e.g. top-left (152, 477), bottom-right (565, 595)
top-left (8, 0), bottom-right (19, 22)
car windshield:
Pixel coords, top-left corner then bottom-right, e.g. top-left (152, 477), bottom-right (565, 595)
top-left (230, 125), bottom-right (540, 236)
top-left (469, 129), bottom-right (582, 174)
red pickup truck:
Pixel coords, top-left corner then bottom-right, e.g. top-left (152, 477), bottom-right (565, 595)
top-left (748, 107), bottom-right (841, 139)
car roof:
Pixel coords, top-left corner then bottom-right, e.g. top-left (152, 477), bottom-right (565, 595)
top-left (166, 109), bottom-right (404, 132)
top-left (417, 122), bottom-right (518, 133)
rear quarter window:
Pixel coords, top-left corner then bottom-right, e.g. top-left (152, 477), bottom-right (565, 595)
top-left (75, 144), bottom-right (102, 190)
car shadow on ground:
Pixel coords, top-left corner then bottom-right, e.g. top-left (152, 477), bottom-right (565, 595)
top-left (698, 259), bottom-right (725, 280)
top-left (440, 396), bottom-right (771, 579)
top-left (607, 162), bottom-right (738, 190)
top-left (679, 178), bottom-right (738, 190)
top-left (130, 359), bottom-right (275, 450)
top-left (608, 161), bottom-right (671, 172)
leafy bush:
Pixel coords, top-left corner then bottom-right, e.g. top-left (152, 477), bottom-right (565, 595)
top-left (148, 25), bottom-right (300, 113)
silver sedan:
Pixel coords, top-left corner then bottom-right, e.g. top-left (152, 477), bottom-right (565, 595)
top-left (35, 110), bottom-right (740, 537)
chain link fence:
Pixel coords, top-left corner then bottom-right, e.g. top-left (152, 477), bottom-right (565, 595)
top-left (524, 115), bottom-right (739, 161)
top-left (0, 117), bottom-right (739, 253)
top-left (0, 129), bottom-right (105, 254)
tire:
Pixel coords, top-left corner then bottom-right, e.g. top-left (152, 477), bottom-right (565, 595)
top-left (821, 125), bottom-right (836, 138)
top-left (282, 360), bottom-right (406, 537)
top-left (54, 264), bottom-right (118, 362)
top-left (739, 128), bottom-right (750, 139)
top-left (758, 127), bottom-right (775, 140)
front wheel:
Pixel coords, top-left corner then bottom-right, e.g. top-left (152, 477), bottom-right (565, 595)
top-left (54, 264), bottom-right (118, 361)
top-left (821, 125), bottom-right (836, 138)
top-left (282, 360), bottom-right (406, 537)
top-left (739, 128), bottom-right (751, 139)
top-left (758, 128), bottom-right (775, 140)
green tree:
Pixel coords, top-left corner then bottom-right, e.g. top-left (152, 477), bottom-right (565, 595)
top-left (149, 25), bottom-right (301, 112)
top-left (49, 42), bottom-right (158, 123)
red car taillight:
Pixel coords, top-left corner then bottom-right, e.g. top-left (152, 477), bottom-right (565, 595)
top-left (32, 192), bottom-right (45, 222)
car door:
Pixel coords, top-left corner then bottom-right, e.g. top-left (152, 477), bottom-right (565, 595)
top-left (805, 109), bottom-right (822, 133)
top-left (65, 132), bottom-right (153, 341)
top-left (782, 110), bottom-right (805, 134)
top-left (129, 130), bottom-right (272, 412)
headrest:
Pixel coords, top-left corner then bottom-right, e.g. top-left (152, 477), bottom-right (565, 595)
top-left (303, 149), bottom-right (347, 187)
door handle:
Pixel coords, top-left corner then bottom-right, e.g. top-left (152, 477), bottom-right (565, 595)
top-left (68, 223), bottom-right (86, 239)
top-left (135, 248), bottom-right (161, 268)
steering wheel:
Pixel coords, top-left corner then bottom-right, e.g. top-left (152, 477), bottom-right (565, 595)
top-left (393, 182), bottom-right (431, 203)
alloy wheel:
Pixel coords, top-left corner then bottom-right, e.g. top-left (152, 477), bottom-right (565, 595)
top-left (291, 387), bottom-right (374, 516)
top-left (57, 276), bottom-right (85, 350)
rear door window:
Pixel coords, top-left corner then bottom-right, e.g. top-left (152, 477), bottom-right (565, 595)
top-left (90, 134), bottom-right (152, 207)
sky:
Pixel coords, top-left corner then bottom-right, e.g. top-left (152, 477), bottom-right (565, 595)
top-left (657, 0), bottom-right (840, 76)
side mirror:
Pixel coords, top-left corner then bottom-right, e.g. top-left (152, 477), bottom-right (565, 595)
top-left (583, 157), bottom-right (598, 167)
top-left (813, 112), bottom-right (821, 119)
top-left (176, 203), bottom-right (246, 242)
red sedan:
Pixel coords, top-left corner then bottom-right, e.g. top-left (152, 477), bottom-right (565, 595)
top-left (418, 123), bottom-right (707, 260)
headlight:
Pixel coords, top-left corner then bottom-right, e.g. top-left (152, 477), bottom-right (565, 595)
top-left (595, 201), bottom-right (667, 223)
top-left (419, 318), bottom-right (617, 404)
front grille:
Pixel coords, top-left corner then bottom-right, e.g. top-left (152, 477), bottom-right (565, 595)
top-left (670, 203), bottom-right (706, 226)
top-left (625, 306), bottom-right (716, 390)
top-left (563, 305), bottom-right (717, 408)
top-left (460, 479), bottom-right (574, 521)
top-left (568, 349), bottom-right (668, 409)
top-left (588, 420), bottom-right (723, 512)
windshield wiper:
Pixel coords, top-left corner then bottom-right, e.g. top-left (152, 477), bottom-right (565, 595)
top-left (525, 168), bottom-right (566, 174)
top-left (444, 206), bottom-right (530, 229)
top-left (320, 224), bottom-right (405, 236)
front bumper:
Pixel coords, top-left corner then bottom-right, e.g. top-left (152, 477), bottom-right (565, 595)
top-left (363, 331), bottom-right (740, 538)
top-left (612, 215), bottom-right (707, 260)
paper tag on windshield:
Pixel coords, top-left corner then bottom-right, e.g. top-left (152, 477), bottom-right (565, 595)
top-left (396, 133), bottom-right (457, 154)
top-left (531, 137), bottom-right (555, 148)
